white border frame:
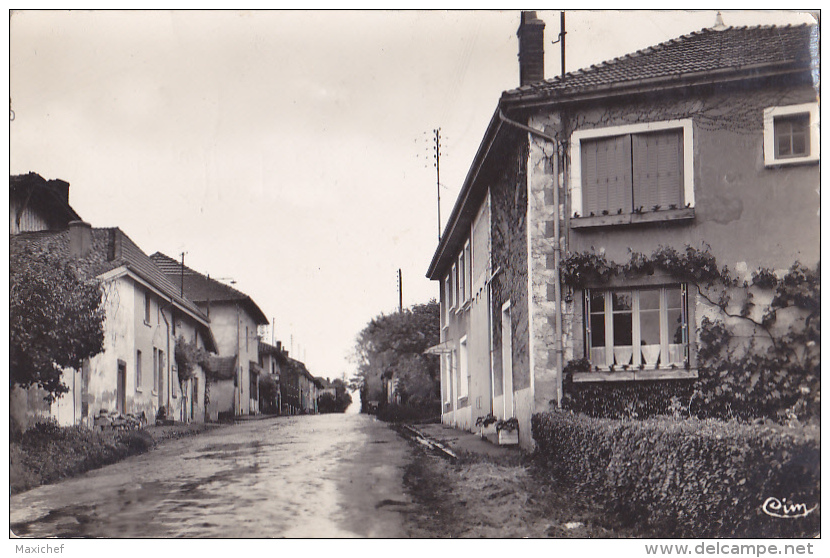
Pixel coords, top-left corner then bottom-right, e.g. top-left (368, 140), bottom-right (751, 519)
top-left (763, 102), bottom-right (820, 167)
top-left (570, 119), bottom-right (695, 216)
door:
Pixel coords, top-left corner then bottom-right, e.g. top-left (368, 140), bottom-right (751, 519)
top-left (501, 302), bottom-right (513, 418)
top-left (116, 360), bottom-right (127, 414)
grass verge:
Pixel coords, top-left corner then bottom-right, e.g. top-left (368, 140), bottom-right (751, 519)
top-left (10, 421), bottom-right (221, 495)
top-left (401, 440), bottom-right (641, 538)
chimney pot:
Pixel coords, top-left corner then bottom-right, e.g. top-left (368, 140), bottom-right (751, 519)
top-left (68, 220), bottom-right (93, 258)
top-left (518, 11), bottom-right (546, 86)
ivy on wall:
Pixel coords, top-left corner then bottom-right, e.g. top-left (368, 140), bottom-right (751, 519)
top-left (559, 246), bottom-right (819, 422)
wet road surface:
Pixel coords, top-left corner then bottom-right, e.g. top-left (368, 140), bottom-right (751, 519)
top-left (10, 414), bottom-right (417, 538)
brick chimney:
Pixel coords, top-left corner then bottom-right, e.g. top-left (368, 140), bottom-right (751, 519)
top-left (517, 11), bottom-right (545, 86)
top-left (68, 220), bottom-right (93, 258)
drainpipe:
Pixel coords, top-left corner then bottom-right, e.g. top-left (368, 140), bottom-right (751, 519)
top-left (159, 299), bottom-right (173, 417)
top-left (498, 109), bottom-right (565, 406)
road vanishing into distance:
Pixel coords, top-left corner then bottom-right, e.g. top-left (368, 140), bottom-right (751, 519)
top-left (10, 414), bottom-right (418, 538)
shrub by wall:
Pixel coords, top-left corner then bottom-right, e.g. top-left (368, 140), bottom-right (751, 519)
top-left (532, 411), bottom-right (820, 538)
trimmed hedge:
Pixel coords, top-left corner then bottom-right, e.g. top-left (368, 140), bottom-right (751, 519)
top-left (532, 411), bottom-right (820, 538)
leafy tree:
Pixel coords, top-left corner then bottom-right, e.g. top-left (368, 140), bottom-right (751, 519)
top-left (10, 247), bottom-right (105, 402)
top-left (352, 300), bottom-right (440, 413)
top-left (318, 378), bottom-right (354, 413)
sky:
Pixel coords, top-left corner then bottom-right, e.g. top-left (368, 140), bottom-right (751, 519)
top-left (9, 9), bottom-right (817, 381)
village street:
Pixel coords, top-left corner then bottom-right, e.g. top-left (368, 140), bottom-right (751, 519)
top-left (10, 414), bottom-right (417, 538)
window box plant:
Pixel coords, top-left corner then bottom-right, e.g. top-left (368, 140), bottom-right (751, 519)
top-left (496, 417), bottom-right (519, 445)
top-left (475, 413), bottom-right (497, 439)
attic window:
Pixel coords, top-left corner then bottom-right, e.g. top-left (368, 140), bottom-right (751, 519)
top-left (763, 102), bottom-right (819, 166)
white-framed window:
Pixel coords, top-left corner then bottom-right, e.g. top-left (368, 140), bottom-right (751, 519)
top-left (763, 102), bottom-right (819, 166)
top-left (144, 291), bottom-right (152, 324)
top-left (458, 336), bottom-right (468, 399)
top-left (570, 120), bottom-right (694, 217)
top-left (458, 250), bottom-right (467, 305)
top-left (585, 285), bottom-right (689, 370)
top-left (443, 273), bottom-right (452, 324)
top-left (451, 263), bottom-right (458, 311)
top-left (442, 352), bottom-right (452, 405)
top-left (463, 240), bottom-right (472, 303)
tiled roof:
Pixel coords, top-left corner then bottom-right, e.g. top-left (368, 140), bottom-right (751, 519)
top-left (10, 227), bottom-right (210, 327)
top-left (204, 355), bottom-right (237, 380)
top-left (502, 24), bottom-right (817, 103)
top-left (150, 252), bottom-right (269, 325)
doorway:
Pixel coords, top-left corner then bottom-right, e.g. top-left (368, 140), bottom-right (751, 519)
top-left (116, 360), bottom-right (127, 414)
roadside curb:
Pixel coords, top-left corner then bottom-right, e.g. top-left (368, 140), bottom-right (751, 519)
top-left (398, 424), bottom-right (458, 460)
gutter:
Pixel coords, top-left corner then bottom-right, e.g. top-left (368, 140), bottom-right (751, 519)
top-left (497, 109), bottom-right (564, 407)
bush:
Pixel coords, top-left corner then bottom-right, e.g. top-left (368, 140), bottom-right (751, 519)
top-left (532, 411), bottom-right (820, 538)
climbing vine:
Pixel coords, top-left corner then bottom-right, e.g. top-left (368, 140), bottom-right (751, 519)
top-left (174, 337), bottom-right (210, 387)
top-left (560, 246), bottom-right (819, 422)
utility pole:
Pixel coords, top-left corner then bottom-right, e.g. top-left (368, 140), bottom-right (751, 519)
top-left (400, 268), bottom-right (403, 312)
top-left (560, 11), bottom-right (566, 78)
top-left (433, 127), bottom-right (442, 242)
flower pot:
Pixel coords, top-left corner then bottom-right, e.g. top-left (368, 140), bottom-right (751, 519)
top-left (498, 428), bottom-right (519, 445)
top-left (479, 423), bottom-right (497, 439)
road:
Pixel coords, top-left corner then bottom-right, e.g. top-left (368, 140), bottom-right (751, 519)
top-left (10, 414), bottom-right (418, 538)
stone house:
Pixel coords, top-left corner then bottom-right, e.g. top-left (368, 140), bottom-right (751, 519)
top-left (258, 341), bottom-right (285, 414)
top-left (151, 253), bottom-right (270, 417)
top-left (10, 222), bottom-right (217, 427)
top-left (427, 13), bottom-right (819, 448)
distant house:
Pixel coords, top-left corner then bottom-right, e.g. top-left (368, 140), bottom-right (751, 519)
top-left (202, 355), bottom-right (238, 421)
top-left (280, 357), bottom-right (321, 415)
top-left (10, 222), bottom-right (217, 427)
top-left (258, 341), bottom-right (285, 414)
top-left (10, 172), bottom-right (82, 235)
top-left (428, 14), bottom-right (819, 447)
top-left (150, 253), bottom-right (269, 416)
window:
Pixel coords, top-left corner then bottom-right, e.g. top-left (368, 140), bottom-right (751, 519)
top-left (463, 240), bottom-right (472, 303)
top-left (458, 336), bottom-right (468, 399)
top-left (585, 285), bottom-right (688, 370)
top-left (571, 120), bottom-right (694, 218)
top-left (442, 353), bottom-right (452, 404)
top-left (451, 263), bottom-right (458, 311)
top-left (136, 350), bottom-right (142, 389)
top-left (763, 103), bottom-right (819, 166)
top-left (458, 251), bottom-right (466, 305)
top-left (144, 291), bottom-right (151, 324)
top-left (443, 273), bottom-right (452, 322)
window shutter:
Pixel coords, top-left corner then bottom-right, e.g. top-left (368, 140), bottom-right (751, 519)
top-left (632, 130), bottom-right (683, 209)
top-left (581, 135), bottom-right (632, 215)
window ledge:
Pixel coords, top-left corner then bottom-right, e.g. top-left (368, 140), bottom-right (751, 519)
top-left (764, 156), bottom-right (819, 168)
top-left (571, 207), bottom-right (695, 229)
top-left (457, 396), bottom-right (469, 408)
top-left (572, 368), bottom-right (698, 383)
